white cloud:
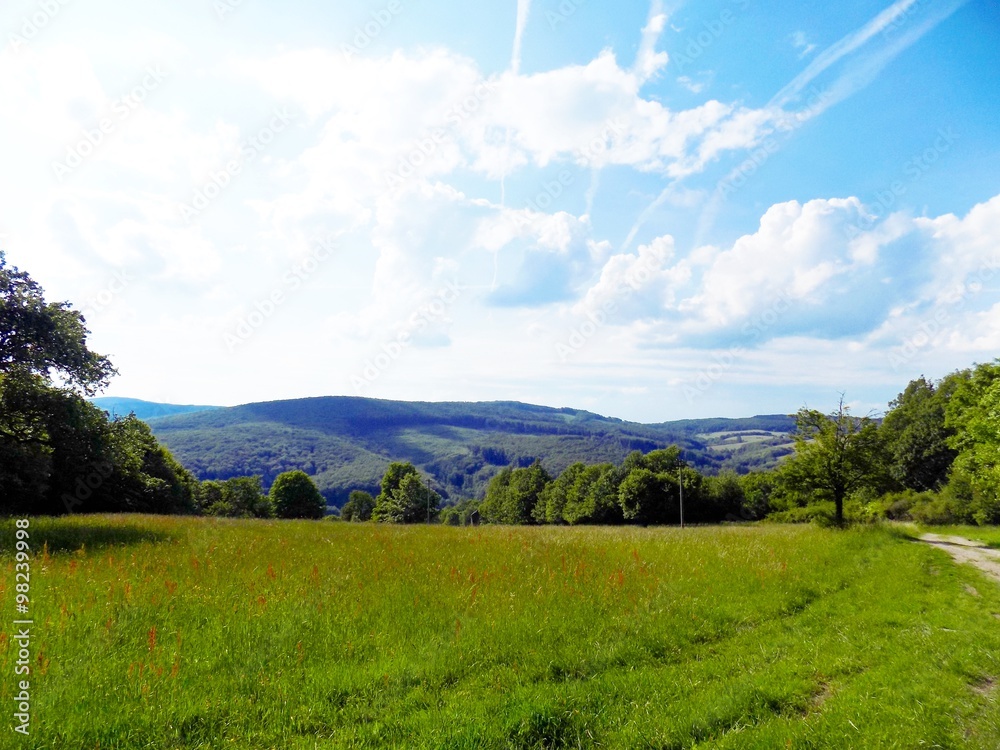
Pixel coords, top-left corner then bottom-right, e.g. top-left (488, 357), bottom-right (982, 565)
top-left (572, 191), bottom-right (1000, 383)
top-left (633, 0), bottom-right (670, 83)
top-left (676, 75), bottom-right (706, 94)
top-left (790, 31), bottom-right (817, 59)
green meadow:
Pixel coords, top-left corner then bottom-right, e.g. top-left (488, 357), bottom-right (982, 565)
top-left (2, 516), bottom-right (999, 749)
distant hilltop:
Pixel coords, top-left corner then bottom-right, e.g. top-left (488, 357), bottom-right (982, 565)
top-left (89, 397), bottom-right (220, 422)
top-left (108, 395), bottom-right (796, 506)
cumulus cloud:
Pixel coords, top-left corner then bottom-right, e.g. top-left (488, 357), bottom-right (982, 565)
top-left (575, 192), bottom-right (1000, 363)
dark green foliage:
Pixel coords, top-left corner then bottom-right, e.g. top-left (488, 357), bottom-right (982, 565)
top-left (702, 471), bottom-right (746, 520)
top-left (480, 461), bottom-right (551, 524)
top-left (475, 447), bottom-right (761, 527)
top-left (340, 490), bottom-right (375, 522)
top-left (540, 462), bottom-right (618, 524)
top-left (373, 462), bottom-right (440, 523)
top-left (439, 499), bottom-right (481, 526)
top-left (0, 374), bottom-right (197, 516)
top-left (738, 472), bottom-right (780, 520)
top-left (269, 470), bottom-right (326, 519)
top-left (148, 397), bottom-right (796, 505)
top-left (0, 252), bottom-right (116, 394)
top-left (880, 376), bottom-right (957, 491)
top-left (199, 476), bottom-right (271, 518)
top-left (538, 462), bottom-right (583, 523)
top-left (103, 415), bottom-right (199, 514)
top-left (561, 463), bottom-right (620, 524)
top-left (618, 468), bottom-right (663, 523)
top-left (615, 448), bottom-right (692, 525)
top-left (944, 364), bottom-right (1000, 524)
top-left (0, 255), bottom-right (196, 517)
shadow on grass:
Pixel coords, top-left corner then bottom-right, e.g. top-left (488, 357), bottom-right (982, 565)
top-left (1, 519), bottom-right (172, 554)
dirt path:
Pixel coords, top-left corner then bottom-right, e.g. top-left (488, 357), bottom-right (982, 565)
top-left (918, 533), bottom-right (1000, 583)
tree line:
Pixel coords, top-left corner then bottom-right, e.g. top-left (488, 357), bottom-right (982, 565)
top-left (4, 251), bottom-right (1000, 527)
top-left (344, 373), bottom-right (1000, 529)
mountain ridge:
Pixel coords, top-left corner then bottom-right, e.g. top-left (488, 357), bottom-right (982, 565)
top-left (90, 397), bottom-right (220, 421)
top-left (136, 395), bottom-right (796, 506)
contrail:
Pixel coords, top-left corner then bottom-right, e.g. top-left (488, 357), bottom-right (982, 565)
top-left (624, 0), bottom-right (969, 252)
top-left (511, 0), bottom-right (532, 75)
top-left (500, 0), bottom-right (533, 209)
top-left (768, 0), bottom-right (920, 110)
top-left (770, 0), bottom-right (969, 124)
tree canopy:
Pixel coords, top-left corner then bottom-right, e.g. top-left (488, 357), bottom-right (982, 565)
top-left (781, 399), bottom-right (886, 525)
top-left (372, 462), bottom-right (440, 523)
top-left (0, 252), bottom-right (115, 394)
top-left (0, 254), bottom-right (195, 516)
top-left (270, 470), bottom-right (326, 519)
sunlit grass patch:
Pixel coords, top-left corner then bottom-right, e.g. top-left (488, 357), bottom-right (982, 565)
top-left (0, 516), bottom-right (998, 748)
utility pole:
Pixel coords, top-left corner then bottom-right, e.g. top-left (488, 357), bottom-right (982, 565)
top-left (679, 468), bottom-right (684, 529)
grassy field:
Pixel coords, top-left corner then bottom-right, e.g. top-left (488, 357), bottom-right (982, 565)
top-left (1, 516), bottom-right (998, 749)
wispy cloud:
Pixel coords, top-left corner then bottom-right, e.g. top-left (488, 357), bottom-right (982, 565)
top-left (633, 0), bottom-right (670, 83)
top-left (790, 31), bottom-right (817, 59)
top-left (511, 0), bottom-right (532, 75)
top-left (768, 0), bottom-right (963, 112)
top-left (628, 0), bottom-right (969, 251)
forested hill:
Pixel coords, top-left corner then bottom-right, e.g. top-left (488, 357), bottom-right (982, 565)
top-left (143, 396), bottom-right (795, 506)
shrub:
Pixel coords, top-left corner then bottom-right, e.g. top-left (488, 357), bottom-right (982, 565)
top-left (765, 501), bottom-right (837, 525)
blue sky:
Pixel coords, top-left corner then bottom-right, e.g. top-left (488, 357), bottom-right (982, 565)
top-left (1, 0), bottom-right (998, 422)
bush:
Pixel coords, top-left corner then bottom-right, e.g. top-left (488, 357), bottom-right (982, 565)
top-left (200, 476), bottom-right (272, 518)
top-left (908, 494), bottom-right (958, 525)
top-left (766, 501), bottom-right (837, 525)
top-left (341, 490), bottom-right (375, 522)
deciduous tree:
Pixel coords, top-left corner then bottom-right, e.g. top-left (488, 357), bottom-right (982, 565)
top-left (373, 462), bottom-right (440, 523)
top-left (781, 398), bottom-right (885, 525)
top-left (270, 470), bottom-right (326, 519)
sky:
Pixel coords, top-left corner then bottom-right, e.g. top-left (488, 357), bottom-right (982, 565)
top-left (1, 0), bottom-right (999, 423)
